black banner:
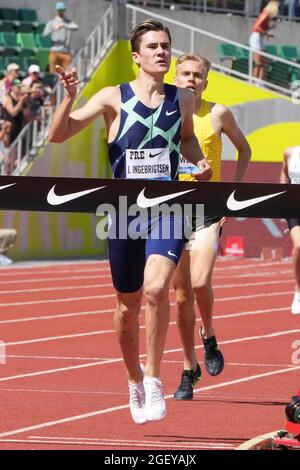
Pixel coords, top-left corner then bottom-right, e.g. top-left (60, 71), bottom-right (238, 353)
top-left (0, 175), bottom-right (298, 218)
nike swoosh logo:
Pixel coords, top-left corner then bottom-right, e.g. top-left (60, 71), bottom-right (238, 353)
top-left (0, 183), bottom-right (16, 191)
top-left (137, 188), bottom-right (196, 208)
top-left (47, 185), bottom-right (106, 206)
top-left (166, 110), bottom-right (178, 116)
top-left (227, 190), bottom-right (287, 211)
top-left (149, 151), bottom-right (164, 158)
top-left (168, 250), bottom-right (178, 259)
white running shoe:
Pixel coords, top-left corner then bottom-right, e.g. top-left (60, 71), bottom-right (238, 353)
top-left (291, 291), bottom-right (300, 314)
top-left (144, 376), bottom-right (167, 422)
top-left (128, 380), bottom-right (147, 424)
top-left (0, 254), bottom-right (13, 266)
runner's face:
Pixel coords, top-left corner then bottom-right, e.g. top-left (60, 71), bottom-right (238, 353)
top-left (175, 60), bottom-right (208, 99)
top-left (133, 30), bottom-right (171, 75)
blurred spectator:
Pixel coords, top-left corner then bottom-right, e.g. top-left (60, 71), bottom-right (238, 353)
top-left (0, 229), bottom-right (17, 266)
top-left (43, 2), bottom-right (79, 73)
top-left (0, 120), bottom-right (12, 175)
top-left (2, 79), bottom-right (27, 144)
top-left (22, 64), bottom-right (42, 88)
top-left (266, 0), bottom-right (298, 16)
top-left (24, 83), bottom-right (46, 122)
top-left (1, 79), bottom-right (27, 174)
top-left (0, 63), bottom-right (21, 107)
top-left (250, 1), bottom-right (279, 80)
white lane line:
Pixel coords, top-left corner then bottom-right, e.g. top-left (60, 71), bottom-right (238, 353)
top-left (5, 355), bottom-right (114, 361)
top-left (0, 437), bottom-right (234, 449)
top-left (3, 309), bottom-right (297, 347)
top-left (0, 284), bottom-right (113, 295)
top-left (0, 266), bottom-right (110, 277)
top-left (214, 279), bottom-right (293, 289)
top-left (0, 274), bottom-right (112, 286)
top-left (0, 364), bottom-right (298, 439)
top-left (0, 357), bottom-right (122, 383)
top-left (193, 365), bottom-right (300, 397)
top-left (213, 260), bottom-right (290, 271)
top-left (0, 388), bottom-right (129, 396)
top-left (162, 360), bottom-right (294, 368)
top-left (0, 294), bottom-right (115, 307)
top-left (5, 329), bottom-right (117, 346)
top-left (0, 268), bottom-right (292, 288)
top-left (0, 309), bottom-right (115, 325)
top-left (0, 260), bottom-right (287, 278)
top-left (0, 305), bottom-right (289, 326)
top-left (1, 329), bottom-right (300, 383)
top-left (213, 269), bottom-right (292, 280)
top-left (214, 306), bottom-right (290, 319)
top-left (164, 329), bottom-right (300, 355)
top-left (0, 289), bottom-right (294, 308)
top-left (216, 291), bottom-right (294, 302)
top-left (0, 278), bottom-right (294, 296)
top-left (3, 356), bottom-right (293, 368)
top-left (29, 436), bottom-right (235, 449)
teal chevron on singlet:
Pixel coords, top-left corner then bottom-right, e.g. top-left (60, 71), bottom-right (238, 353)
top-left (108, 83), bottom-right (182, 180)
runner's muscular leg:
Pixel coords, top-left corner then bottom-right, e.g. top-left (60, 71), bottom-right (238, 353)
top-left (189, 222), bottom-right (220, 339)
top-left (290, 226), bottom-right (300, 291)
top-left (144, 255), bottom-right (176, 378)
top-left (173, 250), bottom-right (197, 371)
top-left (114, 289), bottom-right (143, 383)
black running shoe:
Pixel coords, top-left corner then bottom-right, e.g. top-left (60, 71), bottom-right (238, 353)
top-left (173, 363), bottom-right (202, 400)
top-left (200, 329), bottom-right (224, 376)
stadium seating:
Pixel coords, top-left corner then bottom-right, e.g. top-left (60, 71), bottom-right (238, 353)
top-left (217, 42), bottom-right (300, 90)
top-left (279, 45), bottom-right (299, 62)
top-left (266, 61), bottom-right (291, 88)
top-left (35, 34), bottom-right (51, 49)
top-left (218, 43), bottom-right (239, 61)
top-left (18, 9), bottom-right (38, 27)
top-left (0, 32), bottom-right (20, 55)
top-left (0, 8), bottom-right (19, 28)
top-left (34, 50), bottom-right (50, 72)
top-left (232, 57), bottom-right (249, 75)
top-left (290, 65), bottom-right (300, 82)
top-left (265, 45), bottom-right (279, 57)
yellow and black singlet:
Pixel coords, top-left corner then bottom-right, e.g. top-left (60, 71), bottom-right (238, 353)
top-left (178, 99), bottom-right (222, 183)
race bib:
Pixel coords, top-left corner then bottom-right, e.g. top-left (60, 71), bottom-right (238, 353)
top-left (178, 155), bottom-right (198, 176)
top-left (126, 148), bottom-right (171, 180)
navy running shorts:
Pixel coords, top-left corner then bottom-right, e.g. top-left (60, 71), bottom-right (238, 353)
top-left (108, 214), bottom-right (188, 293)
top-left (287, 218), bottom-right (300, 231)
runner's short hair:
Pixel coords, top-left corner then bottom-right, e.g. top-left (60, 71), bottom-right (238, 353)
top-left (176, 53), bottom-right (211, 77)
top-left (130, 19), bottom-right (171, 53)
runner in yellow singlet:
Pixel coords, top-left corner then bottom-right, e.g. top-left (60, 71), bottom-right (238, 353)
top-left (173, 53), bottom-right (251, 400)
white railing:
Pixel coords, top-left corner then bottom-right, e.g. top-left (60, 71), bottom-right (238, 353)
top-left (128, 0), bottom-right (300, 20)
top-left (56, 4), bottom-right (115, 105)
top-left (6, 4), bottom-right (115, 176)
top-left (126, 3), bottom-right (300, 96)
top-left (129, 0), bottom-right (248, 15)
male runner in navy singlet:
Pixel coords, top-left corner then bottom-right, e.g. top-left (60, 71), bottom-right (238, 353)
top-left (48, 19), bottom-right (211, 424)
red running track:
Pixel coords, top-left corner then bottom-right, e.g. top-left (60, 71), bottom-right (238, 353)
top-left (0, 258), bottom-right (299, 450)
